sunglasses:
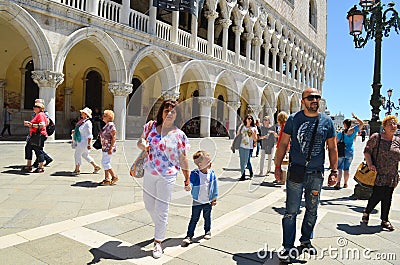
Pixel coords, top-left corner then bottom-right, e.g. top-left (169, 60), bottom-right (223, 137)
top-left (247, 117), bottom-right (253, 120)
top-left (303, 95), bottom-right (321, 101)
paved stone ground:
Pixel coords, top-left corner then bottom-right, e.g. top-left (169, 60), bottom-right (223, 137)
top-left (0, 136), bottom-right (399, 264)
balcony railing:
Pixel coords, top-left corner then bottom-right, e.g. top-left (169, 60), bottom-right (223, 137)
top-left (53, 0), bottom-right (302, 90)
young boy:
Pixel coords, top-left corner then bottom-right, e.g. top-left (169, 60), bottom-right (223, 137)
top-left (182, 150), bottom-right (218, 247)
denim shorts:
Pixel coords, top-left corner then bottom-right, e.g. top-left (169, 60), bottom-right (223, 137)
top-left (338, 156), bottom-right (353, 171)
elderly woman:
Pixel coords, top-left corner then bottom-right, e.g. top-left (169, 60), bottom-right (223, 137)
top-left (362, 115), bottom-right (400, 231)
top-left (238, 114), bottom-right (258, 181)
top-left (99, 110), bottom-right (118, 185)
top-left (72, 107), bottom-right (101, 175)
top-left (22, 103), bottom-right (48, 173)
top-left (335, 113), bottom-right (364, 189)
top-left (258, 116), bottom-right (278, 176)
top-left (138, 100), bottom-right (190, 259)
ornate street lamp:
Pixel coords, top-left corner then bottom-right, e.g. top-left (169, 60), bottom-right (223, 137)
top-left (381, 88), bottom-right (400, 115)
top-left (347, 1), bottom-right (400, 134)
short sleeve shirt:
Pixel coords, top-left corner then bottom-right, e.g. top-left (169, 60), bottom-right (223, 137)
top-left (284, 111), bottom-right (336, 171)
top-left (100, 122), bottom-right (116, 152)
top-left (144, 122), bottom-right (190, 179)
top-left (239, 126), bottom-right (257, 149)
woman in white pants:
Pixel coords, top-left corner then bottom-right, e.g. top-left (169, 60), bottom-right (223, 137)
top-left (258, 116), bottom-right (277, 176)
top-left (72, 107), bottom-right (101, 175)
top-left (138, 100), bottom-right (190, 259)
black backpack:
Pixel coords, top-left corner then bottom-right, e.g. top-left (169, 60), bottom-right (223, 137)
top-left (46, 118), bottom-right (55, 136)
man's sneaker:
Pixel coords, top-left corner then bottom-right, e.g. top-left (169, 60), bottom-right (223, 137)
top-left (181, 236), bottom-right (193, 247)
top-left (299, 242), bottom-right (317, 255)
top-left (152, 242), bottom-right (163, 259)
top-left (204, 231), bottom-right (211, 240)
top-left (278, 248), bottom-right (297, 263)
top-left (45, 158), bottom-right (53, 166)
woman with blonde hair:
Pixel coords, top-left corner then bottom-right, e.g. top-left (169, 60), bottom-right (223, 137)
top-left (362, 115), bottom-right (400, 231)
top-left (273, 111), bottom-right (289, 184)
top-left (99, 110), bottom-right (118, 185)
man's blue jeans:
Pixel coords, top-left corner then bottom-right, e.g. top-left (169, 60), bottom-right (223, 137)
top-left (282, 172), bottom-right (324, 249)
top-left (186, 202), bottom-right (212, 238)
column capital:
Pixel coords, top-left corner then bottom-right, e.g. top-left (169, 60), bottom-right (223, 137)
top-left (0, 79), bottom-right (6, 88)
top-left (162, 90), bottom-right (180, 101)
top-left (227, 101), bottom-right (241, 110)
top-left (198, 97), bottom-right (214, 106)
top-left (278, 52), bottom-right (286, 58)
top-left (262, 43), bottom-right (271, 49)
top-left (252, 36), bottom-right (263, 46)
top-left (219, 18), bottom-right (232, 28)
top-left (247, 104), bottom-right (262, 116)
top-left (270, 48), bottom-right (278, 55)
top-left (242, 33), bottom-right (254, 41)
top-left (232, 26), bottom-right (244, 34)
top-left (205, 10), bottom-right (219, 20)
top-left (32, 71), bottom-right (64, 88)
top-left (108, 83), bottom-right (133, 96)
top-left (64, 87), bottom-right (73, 95)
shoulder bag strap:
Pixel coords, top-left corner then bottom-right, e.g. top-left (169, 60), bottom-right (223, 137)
top-left (305, 114), bottom-right (320, 166)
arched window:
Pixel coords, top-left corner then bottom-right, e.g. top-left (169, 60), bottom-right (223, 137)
top-left (309, 0), bottom-right (317, 29)
top-left (128, 77), bottom-right (142, 116)
top-left (85, 70), bottom-right (102, 110)
top-left (24, 60), bottom-right (39, 109)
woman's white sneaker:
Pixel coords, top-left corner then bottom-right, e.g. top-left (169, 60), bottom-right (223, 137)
top-left (152, 242), bottom-right (163, 259)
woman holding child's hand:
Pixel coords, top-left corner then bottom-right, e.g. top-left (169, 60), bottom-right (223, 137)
top-left (139, 100), bottom-right (190, 259)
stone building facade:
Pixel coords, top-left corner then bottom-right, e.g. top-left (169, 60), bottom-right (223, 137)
top-left (0, 0), bottom-right (327, 139)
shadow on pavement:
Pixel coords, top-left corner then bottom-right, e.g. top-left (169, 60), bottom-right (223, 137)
top-left (232, 250), bottom-right (307, 264)
top-left (337, 223), bottom-right (382, 235)
top-left (1, 169), bottom-right (29, 175)
top-left (222, 168), bottom-right (241, 172)
top-left (51, 171), bottom-right (76, 177)
top-left (71, 181), bottom-right (100, 188)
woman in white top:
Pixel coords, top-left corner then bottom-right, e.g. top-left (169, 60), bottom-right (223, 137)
top-left (72, 107), bottom-right (101, 175)
top-left (238, 114), bottom-right (258, 181)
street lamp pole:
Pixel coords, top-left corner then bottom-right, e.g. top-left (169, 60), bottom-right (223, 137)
top-left (347, 1), bottom-right (400, 134)
top-left (381, 88), bottom-right (400, 115)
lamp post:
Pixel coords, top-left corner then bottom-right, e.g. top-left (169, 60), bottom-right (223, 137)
top-left (381, 88), bottom-right (400, 115)
top-left (347, 0), bottom-right (400, 134)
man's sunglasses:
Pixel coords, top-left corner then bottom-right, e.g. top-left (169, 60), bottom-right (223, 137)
top-left (303, 95), bottom-right (321, 101)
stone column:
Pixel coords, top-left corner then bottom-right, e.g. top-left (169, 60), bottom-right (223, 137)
top-left (243, 33), bottom-right (254, 69)
top-left (0, 80), bottom-right (6, 126)
top-left (278, 52), bottom-right (285, 79)
top-left (220, 19), bottom-right (232, 61)
top-left (198, 97), bottom-right (214, 138)
top-left (271, 48), bottom-right (278, 79)
top-left (263, 43), bottom-right (271, 76)
top-left (121, 0), bottom-right (130, 25)
top-left (191, 14), bottom-right (198, 49)
top-left (227, 101), bottom-right (241, 138)
top-left (253, 37), bottom-right (263, 73)
top-left (171, 11), bottom-right (179, 43)
top-left (247, 104), bottom-right (263, 120)
top-left (108, 83), bottom-right (133, 140)
top-left (32, 71), bottom-right (64, 140)
top-left (233, 26), bottom-right (244, 65)
top-left (205, 10), bottom-right (219, 56)
top-left (148, 0), bottom-right (157, 35)
top-left (265, 107), bottom-right (277, 123)
top-left (64, 87), bottom-right (73, 135)
top-left (291, 59), bottom-right (296, 80)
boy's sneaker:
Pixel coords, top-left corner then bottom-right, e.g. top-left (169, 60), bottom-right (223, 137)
top-left (204, 231), bottom-right (211, 240)
top-left (181, 236), bottom-right (193, 247)
top-left (152, 242), bottom-right (163, 259)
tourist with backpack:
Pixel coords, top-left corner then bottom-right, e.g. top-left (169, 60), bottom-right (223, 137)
top-left (32, 99), bottom-right (53, 167)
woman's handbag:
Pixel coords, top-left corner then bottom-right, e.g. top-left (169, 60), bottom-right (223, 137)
top-left (354, 162), bottom-right (377, 187)
top-left (337, 132), bottom-right (345, 157)
top-left (29, 131), bottom-right (42, 147)
top-left (231, 125), bottom-right (243, 153)
top-left (353, 134), bottom-right (380, 187)
top-left (130, 121), bottom-right (154, 178)
top-left (92, 135), bottom-right (102, 150)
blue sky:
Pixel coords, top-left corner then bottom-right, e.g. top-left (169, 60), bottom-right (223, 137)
top-left (324, 1), bottom-right (400, 121)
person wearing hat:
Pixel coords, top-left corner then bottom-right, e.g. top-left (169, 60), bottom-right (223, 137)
top-left (22, 102), bottom-right (48, 173)
top-left (32, 99), bottom-right (53, 168)
top-left (72, 107), bottom-right (101, 175)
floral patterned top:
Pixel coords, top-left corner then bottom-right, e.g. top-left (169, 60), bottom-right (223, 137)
top-left (100, 122), bottom-right (116, 153)
top-left (143, 121), bottom-right (189, 179)
top-left (364, 133), bottom-right (400, 187)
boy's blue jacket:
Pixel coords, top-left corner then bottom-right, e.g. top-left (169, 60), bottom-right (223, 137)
top-left (190, 168), bottom-right (218, 202)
